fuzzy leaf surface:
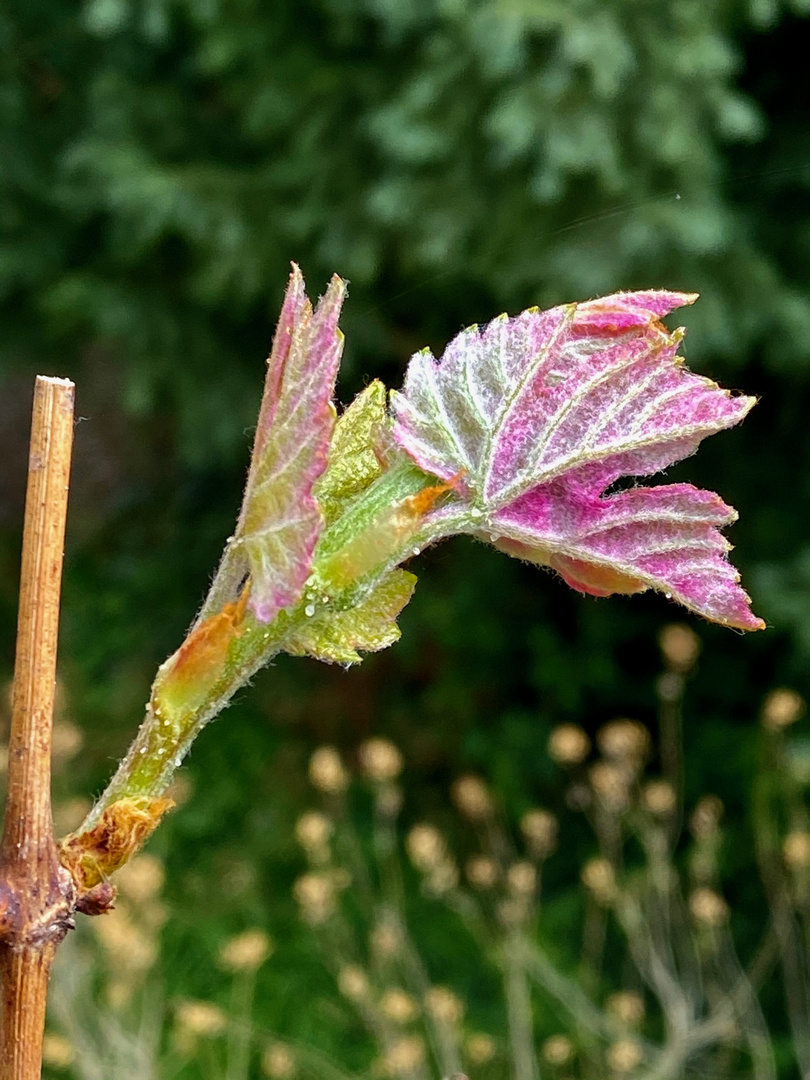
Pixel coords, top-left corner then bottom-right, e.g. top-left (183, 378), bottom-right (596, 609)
top-left (392, 291), bottom-right (763, 629)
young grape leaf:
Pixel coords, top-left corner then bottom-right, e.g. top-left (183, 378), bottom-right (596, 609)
top-left (392, 291), bottom-right (764, 630)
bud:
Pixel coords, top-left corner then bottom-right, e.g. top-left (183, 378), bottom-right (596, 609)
top-left (218, 928), bottom-right (272, 973)
top-left (380, 988), bottom-right (419, 1024)
top-left (607, 1039), bottom-right (643, 1073)
top-left (425, 986), bottom-right (464, 1025)
top-left (548, 724), bottom-right (591, 766)
top-left (606, 991), bottom-right (645, 1027)
top-left (465, 856), bottom-right (498, 889)
top-left (520, 809), bottom-right (558, 858)
top-left (358, 738), bottom-right (403, 782)
top-left (658, 623), bottom-right (701, 672)
top-left (451, 775), bottom-right (493, 821)
top-left (689, 887), bottom-right (729, 928)
top-left (542, 1034), bottom-right (574, 1066)
top-left (308, 747), bottom-right (348, 794)
top-left (784, 832), bottom-right (810, 870)
top-left (761, 688), bottom-right (805, 732)
top-left (597, 719), bottom-right (649, 764)
top-left (581, 858), bottom-right (617, 905)
top-left (641, 780), bottom-right (677, 817)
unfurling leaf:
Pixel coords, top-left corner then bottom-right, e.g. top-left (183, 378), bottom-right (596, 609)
top-left (200, 264), bottom-right (347, 625)
top-left (314, 379), bottom-right (388, 524)
top-left (392, 291), bottom-right (763, 630)
top-left (285, 569), bottom-right (417, 664)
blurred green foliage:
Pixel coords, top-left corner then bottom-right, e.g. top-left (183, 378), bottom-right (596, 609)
top-left (2, 0), bottom-right (810, 1076)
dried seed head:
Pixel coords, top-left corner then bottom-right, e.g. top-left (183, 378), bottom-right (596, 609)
top-left (308, 746), bottom-right (348, 794)
top-left (689, 887), bottom-right (729, 928)
top-left (761, 688), bottom-right (805, 732)
top-left (548, 724), bottom-right (591, 766)
top-left (338, 966), bottom-right (370, 1001)
top-left (262, 1042), bottom-right (297, 1079)
top-left (293, 872), bottom-right (335, 924)
top-left (597, 719), bottom-right (649, 764)
top-left (295, 811), bottom-right (333, 852)
top-left (784, 831), bottom-right (810, 870)
top-left (606, 991), bottom-right (645, 1027)
top-left (542, 1034), bottom-right (574, 1066)
top-left (41, 1033), bottom-right (75, 1070)
top-left (581, 858), bottom-right (617, 905)
top-left (590, 762), bottom-right (632, 812)
top-left (115, 853), bottom-right (165, 904)
top-left (690, 795), bottom-right (724, 840)
top-left (507, 861), bottom-right (537, 896)
top-left (425, 986), bottom-right (464, 1025)
top-left (520, 809), bottom-right (558, 857)
top-left (465, 855), bottom-right (499, 889)
top-left (406, 824), bottom-right (446, 871)
top-left (658, 623), bottom-right (701, 672)
top-left (384, 1035), bottom-right (426, 1076)
top-left (358, 738), bottom-right (403, 782)
top-left (451, 775), bottom-right (493, 820)
top-left (174, 1000), bottom-right (227, 1037)
top-left (218, 928), bottom-right (272, 973)
top-left (380, 988), bottom-right (419, 1024)
top-left (370, 921), bottom-right (401, 958)
top-left (641, 780), bottom-right (677, 817)
top-left (465, 1033), bottom-right (496, 1065)
top-left (607, 1039), bottom-right (643, 1073)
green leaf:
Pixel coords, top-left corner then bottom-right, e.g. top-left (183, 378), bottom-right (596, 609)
top-left (284, 569), bottom-right (417, 664)
top-left (314, 380), bottom-right (388, 525)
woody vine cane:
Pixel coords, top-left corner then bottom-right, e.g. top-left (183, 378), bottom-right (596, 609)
top-left (0, 378), bottom-right (75, 1080)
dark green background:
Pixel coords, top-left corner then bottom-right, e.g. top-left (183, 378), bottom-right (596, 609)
top-left (1, 1), bottom-right (809, 1075)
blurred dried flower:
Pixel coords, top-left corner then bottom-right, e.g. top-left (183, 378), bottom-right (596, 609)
top-left (384, 1034), bottom-right (425, 1075)
top-left (359, 738), bottom-right (403, 782)
top-left (451, 775), bottom-right (493, 820)
top-left (380, 988), bottom-right (419, 1024)
top-left (606, 991), bottom-right (645, 1027)
top-left (425, 860), bottom-right (459, 896)
top-left (465, 1033), bottom-right (496, 1065)
top-left (41, 1033), bottom-right (75, 1070)
top-left (51, 719), bottom-right (83, 764)
top-left (370, 921), bottom-right (401, 958)
top-left (174, 999), bottom-right (227, 1038)
top-left (376, 785), bottom-right (404, 817)
top-left (338, 965), bottom-right (370, 1001)
top-left (761, 688), bottom-right (805, 732)
top-left (262, 1042), bottom-right (297, 1079)
top-left (218, 928), bottom-right (272, 973)
top-left (597, 719), bottom-right (649, 764)
top-left (507, 861), bottom-right (537, 896)
top-left (656, 672), bottom-right (684, 703)
top-left (465, 856), bottom-right (499, 889)
top-left (590, 761), bottom-right (632, 812)
top-left (308, 746), bottom-right (348, 794)
top-left (542, 1034), bottom-right (574, 1066)
top-left (295, 811), bottom-right (333, 854)
top-left (641, 779), bottom-right (677, 817)
top-left (784, 831), bottom-right (810, 870)
top-left (689, 887), bottom-right (729, 927)
top-left (548, 724), bottom-right (591, 766)
top-left (658, 623), bottom-right (701, 672)
top-left (607, 1039), bottom-right (643, 1073)
top-left (115, 853), bottom-right (164, 904)
top-left (425, 986), bottom-right (464, 1025)
top-left (690, 795), bottom-right (724, 840)
top-left (581, 858), bottom-right (617, 905)
top-left (520, 809), bottom-right (558, 858)
top-left (293, 872), bottom-right (335, 924)
top-left (52, 796), bottom-right (92, 835)
top-left (406, 824), bottom-right (446, 871)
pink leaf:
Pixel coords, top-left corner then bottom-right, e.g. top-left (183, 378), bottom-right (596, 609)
top-left (201, 265), bottom-right (347, 624)
top-left (392, 291), bottom-right (763, 630)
